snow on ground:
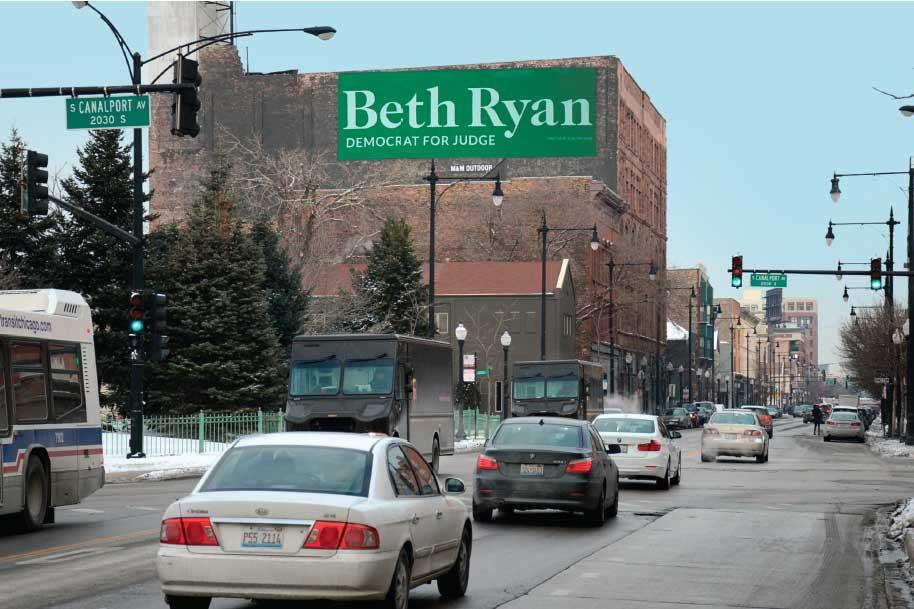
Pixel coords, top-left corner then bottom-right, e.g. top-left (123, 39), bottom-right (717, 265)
top-left (455, 438), bottom-right (486, 453)
top-left (103, 432), bottom-right (229, 458)
top-left (104, 450), bottom-right (225, 474)
top-left (889, 497), bottom-right (914, 541)
top-left (866, 422), bottom-right (914, 458)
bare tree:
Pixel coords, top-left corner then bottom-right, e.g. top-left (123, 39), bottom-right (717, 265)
top-left (837, 304), bottom-right (906, 398)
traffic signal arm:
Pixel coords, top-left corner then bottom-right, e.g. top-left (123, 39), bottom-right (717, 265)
top-left (44, 193), bottom-right (140, 246)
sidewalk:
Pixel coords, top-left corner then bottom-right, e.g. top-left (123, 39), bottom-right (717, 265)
top-left (104, 436), bottom-right (488, 483)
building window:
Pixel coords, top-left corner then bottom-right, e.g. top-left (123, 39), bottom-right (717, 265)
top-left (750, 304), bottom-right (758, 312)
top-left (806, 302), bottom-right (814, 311)
top-left (435, 312), bottom-right (449, 336)
top-left (563, 314), bottom-right (573, 337)
top-left (787, 303), bottom-right (795, 312)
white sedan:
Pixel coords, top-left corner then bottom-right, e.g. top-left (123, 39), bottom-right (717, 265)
top-left (157, 432), bottom-right (471, 609)
top-left (592, 413), bottom-right (683, 489)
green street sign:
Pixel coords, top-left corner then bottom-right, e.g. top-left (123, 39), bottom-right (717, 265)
top-left (476, 370), bottom-right (489, 377)
top-left (338, 67), bottom-right (597, 160)
top-left (750, 273), bottom-right (787, 288)
top-left (66, 95), bottom-right (150, 130)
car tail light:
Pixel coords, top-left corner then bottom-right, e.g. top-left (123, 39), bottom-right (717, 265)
top-left (637, 440), bottom-right (662, 452)
top-left (850, 421), bottom-right (861, 427)
top-left (703, 427), bottom-right (719, 435)
top-left (304, 520), bottom-right (346, 549)
top-left (160, 518), bottom-right (185, 545)
top-left (565, 458), bottom-right (593, 474)
top-left (826, 420), bottom-right (837, 426)
top-left (743, 430), bottom-right (763, 437)
top-left (303, 521), bottom-right (379, 550)
top-left (477, 455), bottom-right (498, 471)
top-left (160, 517), bottom-right (218, 546)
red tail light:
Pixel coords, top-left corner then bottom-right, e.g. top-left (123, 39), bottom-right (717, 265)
top-left (341, 523), bottom-right (380, 550)
top-left (565, 458), bottom-right (593, 474)
top-left (850, 421), bottom-right (861, 427)
top-left (477, 455), bottom-right (498, 471)
top-left (743, 430), bottom-right (763, 437)
top-left (303, 521), bottom-right (379, 550)
top-left (160, 517), bottom-right (218, 546)
top-left (826, 420), bottom-right (837, 426)
top-left (637, 440), bottom-right (663, 452)
top-left (304, 520), bottom-right (345, 549)
top-left (703, 427), bottom-right (719, 435)
top-left (160, 518), bottom-right (185, 545)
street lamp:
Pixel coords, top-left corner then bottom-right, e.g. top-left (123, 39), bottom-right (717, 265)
top-left (901, 105), bottom-right (914, 117)
top-left (74, 1), bottom-right (337, 459)
top-left (836, 261), bottom-right (843, 281)
top-left (648, 261), bottom-right (658, 282)
top-left (843, 286), bottom-right (849, 302)
top-left (538, 212), bottom-right (599, 360)
top-left (678, 365), bottom-right (685, 407)
top-left (425, 161), bottom-right (506, 337)
top-left (455, 322), bottom-right (468, 440)
top-left (825, 221), bottom-right (835, 246)
top-left (850, 306), bottom-right (857, 318)
top-left (500, 330), bottom-right (511, 420)
top-left (830, 176), bottom-right (841, 203)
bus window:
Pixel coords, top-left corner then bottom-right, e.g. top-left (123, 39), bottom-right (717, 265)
top-left (49, 343), bottom-right (85, 423)
top-left (10, 342), bottom-right (47, 422)
top-left (0, 345), bottom-right (8, 434)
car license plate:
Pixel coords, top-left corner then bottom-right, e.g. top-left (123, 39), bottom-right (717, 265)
top-left (725, 433), bottom-right (738, 440)
top-left (241, 526), bottom-right (284, 548)
top-left (619, 445), bottom-right (628, 453)
top-left (520, 464), bottom-right (544, 476)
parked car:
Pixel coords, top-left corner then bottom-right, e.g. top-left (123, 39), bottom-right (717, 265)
top-left (472, 417), bottom-right (620, 526)
top-left (693, 401), bottom-right (716, 425)
top-left (592, 414), bottom-right (683, 490)
top-left (157, 432), bottom-right (472, 609)
top-left (785, 405), bottom-right (796, 417)
top-left (804, 404), bottom-right (831, 423)
top-left (766, 405), bottom-right (782, 419)
top-left (832, 406), bottom-right (872, 431)
top-left (662, 407), bottom-right (692, 429)
top-left (794, 405), bottom-right (812, 419)
top-left (740, 406), bottom-right (774, 438)
top-left (823, 411), bottom-right (866, 443)
top-left (701, 410), bottom-right (770, 463)
top-left (713, 404), bottom-right (726, 413)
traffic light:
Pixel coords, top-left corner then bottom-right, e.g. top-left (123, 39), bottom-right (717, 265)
top-left (129, 292), bottom-right (145, 333)
top-left (731, 255), bottom-right (743, 288)
top-left (20, 150), bottom-right (49, 216)
top-left (171, 55), bottom-right (201, 138)
top-left (145, 292), bottom-right (169, 362)
top-left (870, 257), bottom-right (883, 291)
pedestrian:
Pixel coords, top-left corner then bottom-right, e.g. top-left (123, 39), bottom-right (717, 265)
top-left (812, 403), bottom-right (824, 436)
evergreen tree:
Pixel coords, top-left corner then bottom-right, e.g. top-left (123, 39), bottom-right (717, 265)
top-left (0, 129), bottom-right (61, 287)
top-left (250, 219), bottom-right (309, 353)
top-left (55, 130), bottom-right (135, 407)
top-left (343, 216), bottom-right (428, 335)
top-left (145, 169), bottom-right (285, 413)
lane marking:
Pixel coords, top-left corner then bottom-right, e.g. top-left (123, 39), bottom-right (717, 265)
top-left (127, 506), bottom-right (159, 512)
top-left (17, 546), bottom-right (124, 565)
top-left (0, 528), bottom-right (159, 564)
top-left (63, 508), bottom-right (104, 514)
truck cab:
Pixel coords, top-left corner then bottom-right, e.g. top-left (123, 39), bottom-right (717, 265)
top-left (510, 360), bottom-right (603, 420)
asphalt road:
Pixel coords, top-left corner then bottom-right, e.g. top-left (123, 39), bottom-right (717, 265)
top-left (1, 416), bottom-right (913, 609)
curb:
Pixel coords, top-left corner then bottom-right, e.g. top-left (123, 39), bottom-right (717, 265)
top-left (105, 466), bottom-right (209, 484)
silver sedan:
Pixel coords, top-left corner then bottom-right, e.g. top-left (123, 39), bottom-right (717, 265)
top-left (823, 412), bottom-right (866, 442)
top-left (700, 410), bottom-right (769, 463)
top-left (157, 432), bottom-right (471, 609)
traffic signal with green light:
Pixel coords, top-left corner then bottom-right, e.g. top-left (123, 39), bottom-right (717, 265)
top-left (20, 150), bottom-right (49, 216)
top-left (870, 258), bottom-right (883, 291)
top-left (129, 292), bottom-right (145, 333)
top-left (731, 255), bottom-right (743, 288)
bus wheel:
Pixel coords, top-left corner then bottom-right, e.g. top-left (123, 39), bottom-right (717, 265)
top-left (432, 437), bottom-right (441, 473)
top-left (19, 457), bottom-right (49, 532)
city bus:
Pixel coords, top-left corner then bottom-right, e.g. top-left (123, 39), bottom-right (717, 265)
top-left (0, 289), bottom-right (104, 531)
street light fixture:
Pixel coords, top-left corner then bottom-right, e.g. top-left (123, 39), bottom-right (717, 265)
top-left (500, 330), bottom-right (511, 420)
top-left (590, 228), bottom-right (600, 251)
top-left (850, 306), bottom-right (856, 318)
top-left (843, 286), bottom-right (849, 302)
top-left (901, 105), bottom-right (914, 118)
top-left (836, 262), bottom-right (843, 281)
top-left (455, 322), bottom-right (468, 440)
top-left (825, 221), bottom-right (835, 246)
top-left (492, 177), bottom-right (504, 207)
top-left (830, 176), bottom-right (841, 203)
top-left (648, 261), bottom-right (658, 282)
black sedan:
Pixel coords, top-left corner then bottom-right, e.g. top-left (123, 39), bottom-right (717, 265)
top-left (472, 417), bottom-right (620, 526)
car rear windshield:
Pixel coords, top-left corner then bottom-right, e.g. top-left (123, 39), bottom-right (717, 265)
top-left (709, 413), bottom-right (757, 426)
top-left (666, 408), bottom-right (686, 416)
top-left (493, 422), bottom-right (583, 448)
top-left (201, 445), bottom-right (371, 496)
top-left (593, 418), bottom-right (656, 434)
top-left (830, 412), bottom-right (859, 421)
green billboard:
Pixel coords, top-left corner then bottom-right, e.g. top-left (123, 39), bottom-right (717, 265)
top-left (338, 67), bottom-right (597, 160)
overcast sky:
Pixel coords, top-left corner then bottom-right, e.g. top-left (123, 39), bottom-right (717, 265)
top-left (2, 1), bottom-right (913, 364)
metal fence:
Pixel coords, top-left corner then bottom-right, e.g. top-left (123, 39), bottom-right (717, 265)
top-left (102, 408), bottom-right (500, 458)
top-left (102, 410), bottom-right (285, 457)
top-left (455, 409), bottom-right (502, 440)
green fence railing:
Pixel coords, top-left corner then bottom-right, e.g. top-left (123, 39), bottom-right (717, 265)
top-left (454, 409), bottom-right (501, 440)
top-left (102, 410), bottom-right (285, 457)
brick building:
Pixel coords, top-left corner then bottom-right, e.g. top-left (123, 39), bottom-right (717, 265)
top-left (146, 3), bottom-right (668, 406)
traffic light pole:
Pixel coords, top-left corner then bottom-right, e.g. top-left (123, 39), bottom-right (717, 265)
top-left (128, 52), bottom-right (146, 459)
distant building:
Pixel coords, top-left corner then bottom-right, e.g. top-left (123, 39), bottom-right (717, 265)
top-left (667, 267), bottom-right (715, 401)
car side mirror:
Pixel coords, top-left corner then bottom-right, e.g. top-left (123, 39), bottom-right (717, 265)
top-left (444, 477), bottom-right (465, 494)
top-left (670, 431), bottom-right (682, 439)
top-left (605, 444), bottom-right (622, 454)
